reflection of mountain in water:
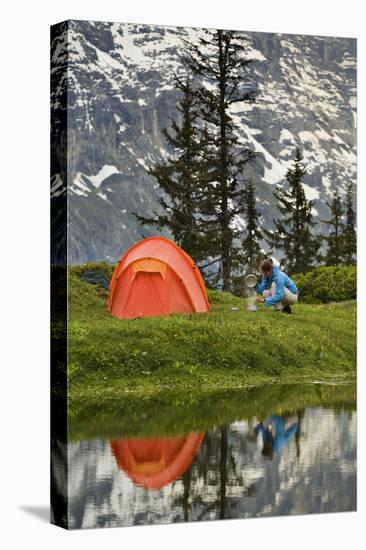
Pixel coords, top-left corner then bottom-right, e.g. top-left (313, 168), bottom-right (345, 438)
top-left (66, 407), bottom-right (356, 529)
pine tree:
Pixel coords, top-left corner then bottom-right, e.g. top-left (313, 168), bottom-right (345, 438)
top-left (340, 182), bottom-right (356, 265)
top-left (322, 191), bottom-right (344, 266)
top-left (264, 148), bottom-right (320, 274)
top-left (183, 29), bottom-right (257, 291)
top-left (134, 77), bottom-right (209, 263)
top-left (241, 180), bottom-right (263, 271)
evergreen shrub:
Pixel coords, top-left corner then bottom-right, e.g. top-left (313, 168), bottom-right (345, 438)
top-left (293, 265), bottom-right (356, 303)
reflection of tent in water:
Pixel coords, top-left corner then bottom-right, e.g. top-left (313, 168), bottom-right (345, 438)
top-left (110, 433), bottom-right (204, 490)
top-left (107, 236), bottom-right (210, 319)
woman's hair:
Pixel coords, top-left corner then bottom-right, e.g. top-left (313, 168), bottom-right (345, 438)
top-left (260, 259), bottom-right (273, 273)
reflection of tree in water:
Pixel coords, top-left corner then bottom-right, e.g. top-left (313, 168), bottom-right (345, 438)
top-left (295, 410), bottom-right (305, 459)
top-left (182, 468), bottom-right (191, 522)
top-left (172, 425), bottom-right (258, 522)
top-left (174, 411), bottom-right (307, 521)
top-left (219, 427), bottom-right (227, 520)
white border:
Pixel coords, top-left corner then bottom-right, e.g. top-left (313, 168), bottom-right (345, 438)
top-left (1, 1), bottom-right (364, 548)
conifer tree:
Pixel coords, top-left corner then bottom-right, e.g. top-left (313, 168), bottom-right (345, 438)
top-left (322, 191), bottom-right (344, 266)
top-left (241, 180), bottom-right (263, 271)
top-left (183, 29), bottom-right (257, 291)
top-left (340, 182), bottom-right (356, 265)
top-left (135, 77), bottom-right (209, 263)
top-left (264, 148), bottom-right (320, 274)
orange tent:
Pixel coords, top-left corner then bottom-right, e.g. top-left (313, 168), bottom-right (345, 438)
top-left (107, 236), bottom-right (210, 319)
top-left (110, 433), bottom-right (204, 490)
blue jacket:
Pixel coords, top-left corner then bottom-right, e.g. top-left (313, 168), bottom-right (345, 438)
top-left (255, 266), bottom-right (298, 307)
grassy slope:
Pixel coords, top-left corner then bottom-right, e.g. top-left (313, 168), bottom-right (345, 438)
top-left (68, 270), bottom-right (356, 401)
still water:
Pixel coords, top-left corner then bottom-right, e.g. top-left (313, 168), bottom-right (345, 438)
top-left (63, 386), bottom-right (356, 529)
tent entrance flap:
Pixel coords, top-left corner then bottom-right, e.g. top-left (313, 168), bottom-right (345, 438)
top-left (125, 271), bottom-right (169, 318)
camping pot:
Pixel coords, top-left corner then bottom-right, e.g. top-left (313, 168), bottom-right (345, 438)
top-left (245, 274), bottom-right (258, 288)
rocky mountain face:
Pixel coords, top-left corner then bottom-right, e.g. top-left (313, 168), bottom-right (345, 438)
top-left (51, 20), bottom-right (356, 264)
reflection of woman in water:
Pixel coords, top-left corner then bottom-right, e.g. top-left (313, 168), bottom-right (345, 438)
top-left (254, 416), bottom-right (298, 461)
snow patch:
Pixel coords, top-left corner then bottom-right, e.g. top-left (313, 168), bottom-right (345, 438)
top-left (339, 57), bottom-right (356, 69)
top-left (322, 175), bottom-right (333, 196)
top-left (263, 162), bottom-right (288, 185)
top-left (95, 48), bottom-right (122, 71)
top-left (246, 46), bottom-right (266, 62)
top-left (299, 131), bottom-right (319, 148)
top-left (279, 147), bottom-right (294, 158)
top-left (315, 128), bottom-right (332, 142)
top-left (71, 173), bottom-right (92, 196)
top-left (155, 84), bottom-right (174, 96)
top-left (112, 25), bottom-right (148, 66)
top-left (236, 126), bottom-right (289, 185)
top-left (136, 157), bottom-right (150, 170)
top-left (88, 165), bottom-right (120, 188)
top-left (51, 174), bottom-right (65, 198)
top-left (279, 129), bottom-right (295, 143)
top-left (68, 29), bottom-right (86, 61)
top-left (302, 183), bottom-right (320, 201)
top-left (231, 214), bottom-right (246, 231)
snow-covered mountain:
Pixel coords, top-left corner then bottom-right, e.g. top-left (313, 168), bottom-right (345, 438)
top-left (51, 20), bottom-right (356, 264)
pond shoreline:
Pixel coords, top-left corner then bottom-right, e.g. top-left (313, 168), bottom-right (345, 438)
top-left (68, 373), bottom-right (357, 403)
top-left (68, 379), bottom-right (356, 441)
top-left (68, 372), bottom-right (356, 400)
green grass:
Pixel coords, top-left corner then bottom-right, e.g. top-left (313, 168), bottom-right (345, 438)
top-left (67, 267), bottom-right (356, 403)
